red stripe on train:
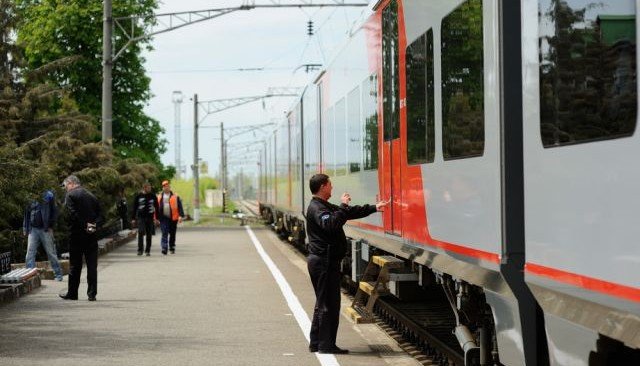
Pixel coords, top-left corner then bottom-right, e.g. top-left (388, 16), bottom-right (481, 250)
top-left (347, 221), bottom-right (500, 264)
top-left (526, 263), bottom-right (640, 303)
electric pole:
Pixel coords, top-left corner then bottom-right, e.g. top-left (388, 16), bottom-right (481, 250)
top-left (220, 122), bottom-right (225, 213)
top-left (172, 91), bottom-right (184, 178)
top-left (102, 0), bottom-right (113, 146)
top-left (192, 94), bottom-right (200, 223)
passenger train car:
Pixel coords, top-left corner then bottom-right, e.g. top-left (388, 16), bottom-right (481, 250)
top-left (257, 0), bottom-right (640, 364)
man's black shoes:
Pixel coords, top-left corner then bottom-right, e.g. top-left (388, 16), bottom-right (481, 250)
top-left (88, 296), bottom-right (96, 301)
top-left (137, 251), bottom-right (142, 256)
top-left (161, 250), bottom-right (167, 255)
top-left (318, 347), bottom-right (349, 354)
top-left (170, 249), bottom-right (175, 254)
top-left (59, 293), bottom-right (78, 300)
top-left (309, 346), bottom-right (318, 353)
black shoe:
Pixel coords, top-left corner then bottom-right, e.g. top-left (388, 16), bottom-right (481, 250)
top-left (309, 346), bottom-right (318, 353)
top-left (162, 250), bottom-right (167, 255)
top-left (318, 347), bottom-right (349, 354)
top-left (146, 252), bottom-right (150, 256)
top-left (170, 249), bottom-right (175, 254)
top-left (137, 251), bottom-right (142, 256)
top-left (88, 296), bottom-right (96, 301)
top-left (59, 293), bottom-right (78, 300)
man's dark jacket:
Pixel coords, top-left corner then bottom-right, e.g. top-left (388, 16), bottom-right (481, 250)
top-left (64, 187), bottom-right (103, 234)
top-left (305, 196), bottom-right (377, 261)
top-left (131, 192), bottom-right (159, 220)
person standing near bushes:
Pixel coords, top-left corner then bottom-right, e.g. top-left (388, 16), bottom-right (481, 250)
top-left (60, 175), bottom-right (103, 301)
top-left (23, 190), bottom-right (64, 281)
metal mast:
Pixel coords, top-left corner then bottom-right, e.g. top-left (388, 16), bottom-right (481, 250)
top-left (172, 91), bottom-right (184, 178)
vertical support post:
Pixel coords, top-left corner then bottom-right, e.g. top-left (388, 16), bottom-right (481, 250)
top-left (193, 94), bottom-right (200, 224)
top-left (499, 1), bottom-right (548, 365)
top-left (173, 91), bottom-right (184, 179)
top-left (221, 123), bottom-right (226, 213)
top-left (102, 0), bottom-right (113, 146)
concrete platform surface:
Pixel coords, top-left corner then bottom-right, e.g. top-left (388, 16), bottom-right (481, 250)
top-left (0, 226), bottom-right (420, 366)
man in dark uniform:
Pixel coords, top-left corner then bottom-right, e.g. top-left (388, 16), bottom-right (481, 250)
top-left (60, 175), bottom-right (103, 301)
top-left (131, 182), bottom-right (159, 256)
top-left (305, 173), bottom-right (388, 354)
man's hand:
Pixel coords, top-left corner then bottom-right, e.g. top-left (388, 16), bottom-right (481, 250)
top-left (178, 217), bottom-right (183, 224)
top-left (376, 199), bottom-right (390, 211)
top-left (341, 192), bottom-right (351, 205)
top-left (131, 219), bottom-right (136, 227)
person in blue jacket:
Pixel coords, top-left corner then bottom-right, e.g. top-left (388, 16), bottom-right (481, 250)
top-left (23, 190), bottom-right (63, 281)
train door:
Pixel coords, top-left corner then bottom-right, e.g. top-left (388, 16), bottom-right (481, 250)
top-left (381, 0), bottom-right (402, 235)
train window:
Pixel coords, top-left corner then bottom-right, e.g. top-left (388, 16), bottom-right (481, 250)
top-left (324, 106), bottom-right (335, 176)
top-left (363, 74), bottom-right (379, 170)
top-left (406, 29), bottom-right (435, 165)
top-left (441, 0), bottom-right (484, 160)
top-left (383, 0), bottom-right (400, 142)
top-left (539, 0), bottom-right (637, 147)
top-left (335, 98), bottom-right (347, 176)
top-left (347, 86), bottom-right (362, 173)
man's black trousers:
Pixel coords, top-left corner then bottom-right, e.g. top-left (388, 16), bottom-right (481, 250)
top-left (68, 231), bottom-right (98, 298)
top-left (307, 253), bottom-right (342, 351)
top-left (137, 216), bottom-right (154, 253)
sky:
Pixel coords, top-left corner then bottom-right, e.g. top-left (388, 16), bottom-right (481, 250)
top-left (142, 0), bottom-right (370, 182)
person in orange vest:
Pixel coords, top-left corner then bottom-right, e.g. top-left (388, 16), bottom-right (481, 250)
top-left (157, 180), bottom-right (184, 255)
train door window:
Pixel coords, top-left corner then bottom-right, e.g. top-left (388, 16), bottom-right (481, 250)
top-left (363, 74), bottom-right (379, 170)
top-left (347, 86), bottom-right (362, 173)
top-left (335, 98), bottom-right (347, 176)
top-left (441, 0), bottom-right (484, 160)
top-left (539, 0), bottom-right (637, 147)
top-left (324, 106), bottom-right (335, 176)
top-left (406, 28), bottom-right (435, 165)
top-left (383, 0), bottom-right (400, 141)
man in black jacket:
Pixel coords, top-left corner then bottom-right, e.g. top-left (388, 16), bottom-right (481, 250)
top-left (131, 182), bottom-right (159, 256)
top-left (306, 173), bottom-right (388, 354)
top-left (60, 175), bottom-right (103, 301)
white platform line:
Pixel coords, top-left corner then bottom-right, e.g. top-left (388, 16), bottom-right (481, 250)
top-left (245, 226), bottom-right (340, 366)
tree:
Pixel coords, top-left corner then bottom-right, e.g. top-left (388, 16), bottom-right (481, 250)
top-left (0, 0), bottom-right (161, 261)
top-left (15, 0), bottom-right (168, 168)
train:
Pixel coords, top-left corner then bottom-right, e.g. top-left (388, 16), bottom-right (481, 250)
top-left (256, 0), bottom-right (640, 365)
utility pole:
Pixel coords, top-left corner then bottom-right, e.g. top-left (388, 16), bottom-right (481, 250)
top-left (192, 94), bottom-right (200, 223)
top-left (220, 122), bottom-right (225, 213)
top-left (172, 91), bottom-right (184, 178)
top-left (102, 0), bottom-right (113, 146)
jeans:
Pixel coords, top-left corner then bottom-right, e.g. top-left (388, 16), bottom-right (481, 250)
top-left (25, 227), bottom-right (62, 277)
top-left (159, 218), bottom-right (178, 252)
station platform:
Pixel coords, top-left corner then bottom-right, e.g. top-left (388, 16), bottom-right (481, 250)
top-left (0, 225), bottom-right (420, 366)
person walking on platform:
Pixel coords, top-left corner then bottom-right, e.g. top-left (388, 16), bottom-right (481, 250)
top-left (60, 175), bottom-right (103, 301)
top-left (157, 180), bottom-right (184, 255)
top-left (131, 182), bottom-right (159, 256)
top-left (305, 173), bottom-right (389, 354)
top-left (23, 190), bottom-right (64, 281)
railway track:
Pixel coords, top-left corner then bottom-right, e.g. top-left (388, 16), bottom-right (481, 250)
top-left (237, 199), bottom-right (260, 217)
top-left (373, 296), bottom-right (465, 366)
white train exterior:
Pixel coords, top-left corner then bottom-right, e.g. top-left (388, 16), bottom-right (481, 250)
top-left (257, 1), bottom-right (640, 365)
